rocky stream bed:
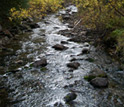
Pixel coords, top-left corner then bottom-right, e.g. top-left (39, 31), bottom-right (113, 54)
top-left (0, 5), bottom-right (124, 107)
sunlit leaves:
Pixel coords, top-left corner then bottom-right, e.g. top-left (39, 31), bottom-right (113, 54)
top-left (9, 0), bottom-right (64, 22)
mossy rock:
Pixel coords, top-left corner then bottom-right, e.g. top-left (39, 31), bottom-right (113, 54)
top-left (84, 68), bottom-right (107, 81)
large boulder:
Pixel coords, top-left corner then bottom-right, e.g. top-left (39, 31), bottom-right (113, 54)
top-left (84, 68), bottom-right (107, 81)
top-left (52, 44), bottom-right (68, 51)
top-left (64, 92), bottom-right (77, 103)
top-left (90, 77), bottom-right (108, 88)
top-left (33, 58), bottom-right (47, 67)
top-left (67, 62), bottom-right (80, 69)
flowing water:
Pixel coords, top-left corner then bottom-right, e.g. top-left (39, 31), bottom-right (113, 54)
top-left (0, 5), bottom-right (124, 107)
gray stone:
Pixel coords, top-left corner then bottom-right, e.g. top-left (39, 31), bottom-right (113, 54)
top-left (89, 68), bottom-right (107, 78)
top-left (90, 77), bottom-right (108, 88)
top-left (61, 41), bottom-right (68, 44)
top-left (82, 47), bottom-right (89, 54)
top-left (67, 62), bottom-right (80, 69)
top-left (64, 92), bottom-right (77, 103)
top-left (52, 44), bottom-right (68, 50)
top-left (33, 58), bottom-right (47, 67)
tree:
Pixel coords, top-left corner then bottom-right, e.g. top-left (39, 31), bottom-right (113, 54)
top-left (0, 0), bottom-right (29, 26)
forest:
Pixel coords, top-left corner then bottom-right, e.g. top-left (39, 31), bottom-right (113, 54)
top-left (0, 0), bottom-right (124, 107)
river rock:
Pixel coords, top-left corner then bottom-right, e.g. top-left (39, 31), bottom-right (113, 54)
top-left (64, 92), bottom-right (77, 103)
top-left (52, 44), bottom-right (68, 50)
top-left (90, 77), bottom-right (108, 88)
top-left (84, 68), bottom-right (107, 81)
top-left (67, 62), bottom-right (80, 69)
top-left (33, 58), bottom-right (47, 67)
top-left (82, 47), bottom-right (90, 54)
top-left (62, 14), bottom-right (70, 20)
top-left (61, 41), bottom-right (68, 44)
top-left (84, 42), bottom-right (90, 47)
top-left (44, 21), bottom-right (50, 24)
top-left (89, 68), bottom-right (107, 77)
top-left (28, 23), bottom-right (40, 29)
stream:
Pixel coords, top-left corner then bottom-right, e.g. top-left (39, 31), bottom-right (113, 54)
top-left (0, 5), bottom-right (124, 107)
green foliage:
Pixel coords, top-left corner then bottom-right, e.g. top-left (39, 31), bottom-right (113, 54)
top-left (73, 0), bottom-right (124, 30)
top-left (110, 29), bottom-right (124, 53)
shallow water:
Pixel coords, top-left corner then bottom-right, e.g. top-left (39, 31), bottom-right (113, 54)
top-left (0, 5), bottom-right (124, 107)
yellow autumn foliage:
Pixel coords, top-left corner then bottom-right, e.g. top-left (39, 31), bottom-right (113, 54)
top-left (9, 0), bottom-right (64, 21)
top-left (73, 0), bottom-right (124, 30)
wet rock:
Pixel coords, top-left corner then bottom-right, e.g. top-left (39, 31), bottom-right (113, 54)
top-left (64, 92), bottom-right (77, 103)
top-left (90, 77), bottom-right (108, 88)
top-left (68, 24), bottom-right (73, 28)
top-left (33, 58), bottom-right (47, 67)
top-left (44, 21), bottom-right (50, 24)
top-left (84, 42), bottom-right (90, 47)
top-left (9, 69), bottom-right (20, 73)
top-left (84, 68), bottom-right (107, 81)
top-left (82, 47), bottom-right (90, 54)
top-left (54, 27), bottom-right (59, 29)
top-left (40, 33), bottom-right (46, 36)
top-left (68, 36), bottom-right (86, 42)
top-left (62, 14), bottom-right (70, 20)
top-left (28, 23), bottom-right (40, 29)
top-left (52, 44), bottom-right (68, 51)
top-left (61, 41), bottom-right (68, 44)
top-left (58, 29), bottom-right (72, 37)
top-left (70, 58), bottom-right (77, 62)
top-left (67, 62), bottom-right (80, 69)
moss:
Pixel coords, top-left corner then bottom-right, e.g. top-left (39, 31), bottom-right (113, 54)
top-left (86, 58), bottom-right (95, 62)
top-left (84, 74), bottom-right (107, 81)
top-left (29, 64), bottom-right (33, 67)
top-left (40, 67), bottom-right (47, 71)
top-left (84, 75), bottom-right (96, 81)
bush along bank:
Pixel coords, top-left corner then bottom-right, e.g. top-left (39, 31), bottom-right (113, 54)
top-left (0, 0), bottom-right (64, 48)
top-left (70, 0), bottom-right (124, 65)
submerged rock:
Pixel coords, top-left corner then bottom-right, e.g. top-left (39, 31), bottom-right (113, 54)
top-left (52, 44), bottom-right (68, 51)
top-left (67, 62), bottom-right (80, 69)
top-left (33, 58), bottom-right (47, 67)
top-left (90, 77), bottom-right (108, 88)
top-left (64, 92), bottom-right (77, 103)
